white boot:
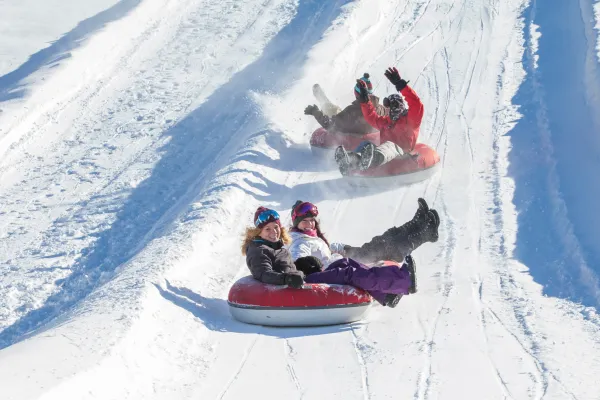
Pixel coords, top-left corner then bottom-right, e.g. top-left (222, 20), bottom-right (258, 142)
top-left (313, 84), bottom-right (342, 116)
top-left (373, 141), bottom-right (405, 166)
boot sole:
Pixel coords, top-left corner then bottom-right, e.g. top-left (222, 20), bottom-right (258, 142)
top-left (358, 143), bottom-right (375, 170)
top-left (406, 255), bottom-right (417, 294)
top-left (387, 294), bottom-right (402, 308)
top-left (430, 209), bottom-right (440, 228)
top-left (428, 210), bottom-right (440, 242)
top-left (417, 198), bottom-right (429, 213)
top-left (334, 146), bottom-right (351, 176)
top-left (414, 197), bottom-right (429, 224)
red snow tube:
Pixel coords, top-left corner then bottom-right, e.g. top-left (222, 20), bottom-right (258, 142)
top-left (347, 143), bottom-right (441, 185)
top-left (310, 127), bottom-right (440, 185)
top-left (350, 143), bottom-right (440, 177)
top-left (309, 127), bottom-right (380, 151)
top-left (228, 276), bottom-right (372, 327)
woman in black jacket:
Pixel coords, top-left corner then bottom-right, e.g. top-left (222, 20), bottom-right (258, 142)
top-left (241, 206), bottom-right (305, 288)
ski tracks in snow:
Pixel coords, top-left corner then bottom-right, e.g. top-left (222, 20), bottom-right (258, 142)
top-left (404, 0), bottom-right (567, 397)
top-left (216, 336), bottom-right (260, 400)
top-left (414, 198), bottom-right (456, 400)
top-left (351, 326), bottom-right (372, 400)
top-left (284, 339), bottom-right (305, 398)
top-left (460, 1), bottom-right (595, 398)
top-left (302, 0), bottom-right (551, 398)
top-left (475, 66), bottom-right (548, 400)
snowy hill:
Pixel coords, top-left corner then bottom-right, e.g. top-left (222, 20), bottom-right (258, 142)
top-left (1, 0), bottom-right (599, 399)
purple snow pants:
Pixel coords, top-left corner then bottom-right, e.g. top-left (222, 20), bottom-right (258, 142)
top-left (304, 257), bottom-right (411, 305)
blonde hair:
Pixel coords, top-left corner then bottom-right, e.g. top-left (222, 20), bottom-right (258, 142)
top-left (241, 225), bottom-right (291, 255)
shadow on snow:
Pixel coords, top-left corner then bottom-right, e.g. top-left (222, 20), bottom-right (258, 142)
top-left (507, 0), bottom-right (600, 309)
top-left (0, 0), bottom-right (355, 350)
top-left (154, 280), bottom-right (363, 339)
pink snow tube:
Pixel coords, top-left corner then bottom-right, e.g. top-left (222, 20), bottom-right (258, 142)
top-left (228, 276), bottom-right (372, 327)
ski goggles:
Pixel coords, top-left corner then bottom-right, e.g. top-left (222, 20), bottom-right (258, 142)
top-left (254, 209), bottom-right (281, 228)
top-left (292, 202), bottom-right (319, 222)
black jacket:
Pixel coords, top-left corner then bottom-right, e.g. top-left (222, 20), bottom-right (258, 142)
top-left (245, 239), bottom-right (298, 285)
top-left (312, 95), bottom-right (387, 136)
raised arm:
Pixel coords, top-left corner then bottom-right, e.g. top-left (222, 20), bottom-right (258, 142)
top-left (361, 101), bottom-right (390, 131)
top-left (305, 105), bottom-right (333, 130)
top-left (400, 85), bottom-right (424, 127)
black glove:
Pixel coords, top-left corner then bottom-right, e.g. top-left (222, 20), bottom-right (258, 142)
top-left (304, 104), bottom-right (320, 116)
top-left (284, 271), bottom-right (305, 289)
top-left (384, 67), bottom-right (408, 91)
top-left (294, 256), bottom-right (323, 275)
top-left (342, 245), bottom-right (357, 258)
top-left (355, 79), bottom-right (370, 104)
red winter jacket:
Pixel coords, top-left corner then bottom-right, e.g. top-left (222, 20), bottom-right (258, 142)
top-left (360, 85), bottom-right (424, 152)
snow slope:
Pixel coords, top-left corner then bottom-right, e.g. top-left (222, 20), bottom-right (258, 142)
top-left (1, 0), bottom-right (600, 399)
top-left (0, 0), bottom-right (137, 104)
top-left (510, 0), bottom-right (600, 308)
top-left (0, 0), bottom-right (120, 75)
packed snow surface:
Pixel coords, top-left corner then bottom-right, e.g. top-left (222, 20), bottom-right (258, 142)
top-left (596, 1), bottom-right (600, 61)
top-left (0, 0), bottom-right (599, 399)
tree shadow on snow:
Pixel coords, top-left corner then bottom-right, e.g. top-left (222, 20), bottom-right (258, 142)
top-left (0, 0), bottom-right (142, 103)
top-left (154, 280), bottom-right (363, 339)
top-left (0, 0), bottom-right (355, 350)
top-left (506, 0), bottom-right (600, 309)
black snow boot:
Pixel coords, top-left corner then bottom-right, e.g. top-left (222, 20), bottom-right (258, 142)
top-left (414, 198), bottom-right (430, 225)
top-left (405, 255), bottom-right (417, 294)
top-left (388, 198), bottom-right (430, 236)
top-left (344, 198), bottom-right (432, 263)
top-left (334, 146), bottom-right (361, 176)
top-left (381, 198), bottom-right (433, 260)
top-left (384, 293), bottom-right (402, 308)
top-left (387, 208), bottom-right (439, 261)
top-left (408, 209), bottom-right (440, 245)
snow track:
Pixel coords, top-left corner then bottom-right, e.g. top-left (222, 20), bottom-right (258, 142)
top-left (1, 0), bottom-right (600, 399)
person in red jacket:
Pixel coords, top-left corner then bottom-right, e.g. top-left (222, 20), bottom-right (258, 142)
top-left (335, 67), bottom-right (424, 175)
top-left (304, 74), bottom-right (387, 136)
